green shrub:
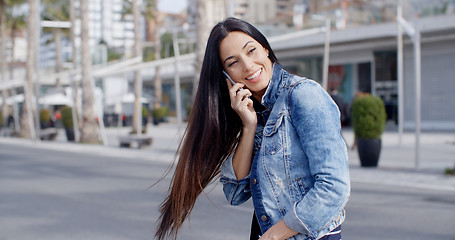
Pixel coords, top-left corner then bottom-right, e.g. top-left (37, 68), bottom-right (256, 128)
top-left (351, 95), bottom-right (387, 139)
top-left (40, 109), bottom-right (51, 123)
top-left (142, 105), bottom-right (149, 117)
top-left (152, 106), bottom-right (168, 120)
top-left (61, 106), bottom-right (73, 128)
top-left (0, 111), bottom-right (3, 126)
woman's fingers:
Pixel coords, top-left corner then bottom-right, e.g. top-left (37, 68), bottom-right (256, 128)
top-left (227, 82), bottom-right (244, 98)
top-left (237, 88), bottom-right (252, 100)
top-left (230, 88), bottom-right (252, 109)
top-left (226, 78), bottom-right (250, 102)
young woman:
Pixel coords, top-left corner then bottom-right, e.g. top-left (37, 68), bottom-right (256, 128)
top-left (155, 17), bottom-right (350, 240)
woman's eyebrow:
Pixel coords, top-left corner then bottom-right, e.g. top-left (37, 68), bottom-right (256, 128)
top-left (242, 41), bottom-right (253, 49)
top-left (223, 56), bottom-right (234, 65)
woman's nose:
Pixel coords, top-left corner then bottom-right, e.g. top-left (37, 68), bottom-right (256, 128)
top-left (242, 58), bottom-right (255, 72)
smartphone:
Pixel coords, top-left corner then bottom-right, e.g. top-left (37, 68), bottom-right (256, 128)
top-left (223, 71), bottom-right (237, 87)
top-left (223, 70), bottom-right (250, 98)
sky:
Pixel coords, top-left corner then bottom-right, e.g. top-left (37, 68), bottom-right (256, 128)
top-left (158, 0), bottom-right (188, 14)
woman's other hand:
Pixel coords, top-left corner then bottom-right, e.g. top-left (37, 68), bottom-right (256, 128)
top-left (259, 220), bottom-right (298, 240)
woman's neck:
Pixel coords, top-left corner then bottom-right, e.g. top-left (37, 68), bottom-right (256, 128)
top-left (252, 89), bottom-right (266, 103)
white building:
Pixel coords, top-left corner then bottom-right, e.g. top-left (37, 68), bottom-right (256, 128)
top-left (39, 0), bottom-right (136, 70)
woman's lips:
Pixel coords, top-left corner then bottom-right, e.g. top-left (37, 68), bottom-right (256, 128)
top-left (245, 68), bottom-right (262, 83)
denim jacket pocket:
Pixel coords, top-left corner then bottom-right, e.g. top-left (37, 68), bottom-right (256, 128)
top-left (263, 115), bottom-right (284, 155)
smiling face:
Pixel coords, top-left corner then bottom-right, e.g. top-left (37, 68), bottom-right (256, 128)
top-left (219, 31), bottom-right (273, 100)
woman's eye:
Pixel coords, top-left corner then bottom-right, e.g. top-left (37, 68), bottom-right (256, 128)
top-left (228, 61), bottom-right (237, 67)
top-left (248, 47), bottom-right (256, 54)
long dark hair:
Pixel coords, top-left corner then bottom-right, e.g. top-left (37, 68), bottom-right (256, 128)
top-left (155, 17), bottom-right (278, 240)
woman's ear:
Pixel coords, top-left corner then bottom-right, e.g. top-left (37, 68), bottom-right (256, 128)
top-left (264, 48), bottom-right (269, 57)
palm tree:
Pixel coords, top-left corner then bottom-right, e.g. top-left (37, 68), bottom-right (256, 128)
top-left (150, 0), bottom-right (162, 109)
top-left (79, 0), bottom-right (99, 143)
top-left (19, 0), bottom-right (38, 138)
top-left (6, 10), bottom-right (26, 79)
top-left (0, 0), bottom-right (23, 127)
top-left (123, 0), bottom-right (162, 123)
top-left (1, 0), bottom-right (9, 127)
top-left (6, 4), bottom-right (27, 132)
top-left (193, 0), bottom-right (209, 100)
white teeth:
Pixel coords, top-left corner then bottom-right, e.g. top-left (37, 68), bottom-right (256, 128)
top-left (246, 69), bottom-right (261, 80)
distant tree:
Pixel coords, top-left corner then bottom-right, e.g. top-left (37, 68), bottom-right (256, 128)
top-left (4, 3), bottom-right (26, 132)
top-left (151, 0), bottom-right (163, 110)
top-left (0, 0), bottom-right (25, 127)
top-left (6, 9), bottom-right (26, 79)
top-left (0, 0), bottom-right (9, 127)
top-left (123, 0), bottom-right (163, 125)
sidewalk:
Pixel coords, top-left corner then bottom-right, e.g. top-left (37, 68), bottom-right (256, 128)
top-left (342, 127), bottom-right (455, 191)
top-left (1, 123), bottom-right (454, 192)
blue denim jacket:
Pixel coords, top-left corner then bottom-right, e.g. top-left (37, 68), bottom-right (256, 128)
top-left (220, 64), bottom-right (350, 240)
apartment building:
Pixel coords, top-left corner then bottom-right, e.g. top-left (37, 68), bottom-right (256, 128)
top-left (40, 0), bottom-right (136, 69)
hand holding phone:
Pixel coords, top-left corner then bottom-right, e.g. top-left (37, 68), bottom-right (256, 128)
top-left (223, 71), bottom-right (250, 99)
top-left (223, 71), bottom-right (238, 87)
top-left (223, 70), bottom-right (255, 125)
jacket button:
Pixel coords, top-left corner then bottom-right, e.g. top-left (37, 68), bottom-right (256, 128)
top-left (252, 178), bottom-right (258, 184)
top-left (261, 215), bottom-right (268, 222)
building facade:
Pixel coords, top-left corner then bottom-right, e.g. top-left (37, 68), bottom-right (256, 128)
top-left (270, 13), bottom-right (455, 130)
top-left (137, 2), bottom-right (455, 130)
top-left (39, 0), bottom-right (136, 70)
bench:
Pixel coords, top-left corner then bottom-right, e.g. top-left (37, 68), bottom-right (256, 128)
top-left (119, 135), bottom-right (153, 149)
top-left (0, 128), bottom-right (16, 137)
top-left (39, 128), bottom-right (59, 141)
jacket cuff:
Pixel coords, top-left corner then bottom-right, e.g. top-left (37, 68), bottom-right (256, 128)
top-left (220, 154), bottom-right (250, 182)
top-left (283, 202), bottom-right (313, 238)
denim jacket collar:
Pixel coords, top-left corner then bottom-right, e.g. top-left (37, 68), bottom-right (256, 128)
top-left (261, 63), bottom-right (289, 109)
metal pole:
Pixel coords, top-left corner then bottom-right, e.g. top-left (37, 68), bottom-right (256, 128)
top-left (371, 59), bottom-right (376, 96)
top-left (397, 10), bottom-right (421, 169)
top-left (397, 5), bottom-right (404, 146)
top-left (135, 71), bottom-right (142, 136)
top-left (322, 18), bottom-right (330, 90)
top-left (172, 31), bottom-right (182, 126)
top-left (414, 30), bottom-right (421, 169)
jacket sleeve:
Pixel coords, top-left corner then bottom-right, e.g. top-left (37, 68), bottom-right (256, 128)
top-left (220, 154), bottom-right (252, 206)
top-left (283, 80), bottom-right (351, 237)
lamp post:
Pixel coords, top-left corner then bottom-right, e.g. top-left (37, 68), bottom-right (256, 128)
top-left (322, 18), bottom-right (331, 91)
top-left (397, 4), bottom-right (421, 169)
top-left (172, 30), bottom-right (183, 126)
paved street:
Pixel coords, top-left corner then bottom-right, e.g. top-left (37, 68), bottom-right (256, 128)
top-left (1, 123), bottom-right (455, 239)
top-left (0, 141), bottom-right (253, 240)
top-left (344, 182), bottom-right (455, 240)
